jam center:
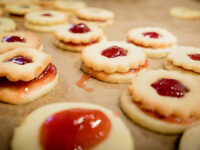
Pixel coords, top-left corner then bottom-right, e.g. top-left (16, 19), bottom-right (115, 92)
top-left (2, 36), bottom-right (25, 42)
top-left (69, 23), bottom-right (90, 33)
top-left (42, 13), bottom-right (52, 17)
top-left (143, 32), bottom-right (160, 39)
top-left (3, 55), bottom-right (32, 65)
top-left (151, 78), bottom-right (189, 98)
top-left (188, 54), bottom-right (200, 61)
top-left (101, 46), bottom-right (128, 58)
top-left (40, 108), bottom-right (111, 150)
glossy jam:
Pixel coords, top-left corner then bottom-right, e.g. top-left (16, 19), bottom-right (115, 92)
top-left (151, 78), bottom-right (189, 98)
top-left (61, 39), bottom-right (99, 46)
top-left (3, 55), bottom-right (32, 65)
top-left (0, 64), bottom-right (57, 96)
top-left (69, 23), bottom-right (90, 33)
top-left (40, 108), bottom-right (111, 150)
top-left (2, 36), bottom-right (25, 42)
top-left (101, 46), bottom-right (128, 58)
top-left (188, 54), bottom-right (200, 61)
top-left (143, 32), bottom-right (160, 39)
top-left (42, 13), bottom-right (52, 17)
top-left (134, 102), bottom-right (195, 124)
top-left (76, 74), bottom-right (94, 92)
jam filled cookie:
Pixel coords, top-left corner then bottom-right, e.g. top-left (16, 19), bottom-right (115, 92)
top-left (5, 3), bottom-right (41, 16)
top-left (32, 0), bottom-right (57, 8)
top-left (81, 41), bottom-right (147, 83)
top-left (54, 23), bottom-right (106, 52)
top-left (0, 48), bottom-right (58, 104)
top-left (24, 10), bottom-right (67, 32)
top-left (121, 70), bottom-right (200, 134)
top-left (72, 7), bottom-right (114, 27)
top-left (12, 102), bottom-right (134, 150)
top-left (127, 27), bottom-right (177, 58)
top-left (0, 32), bottom-right (42, 54)
top-left (165, 46), bottom-right (200, 80)
top-left (0, 17), bottom-right (17, 32)
top-left (169, 6), bottom-right (200, 20)
top-left (179, 125), bottom-right (200, 150)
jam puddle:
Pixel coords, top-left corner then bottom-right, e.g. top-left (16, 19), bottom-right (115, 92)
top-left (76, 74), bottom-right (94, 92)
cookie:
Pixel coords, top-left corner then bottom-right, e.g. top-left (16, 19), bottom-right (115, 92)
top-left (0, 48), bottom-right (58, 104)
top-left (179, 125), bottom-right (200, 150)
top-left (0, 17), bottom-right (17, 32)
top-left (73, 7), bottom-right (114, 27)
top-left (12, 102), bottom-right (134, 150)
top-left (0, 32), bottom-right (42, 54)
top-left (54, 23), bottom-right (106, 52)
top-left (168, 46), bottom-right (200, 73)
top-left (127, 27), bottom-right (177, 58)
top-left (81, 41), bottom-right (147, 83)
top-left (24, 10), bottom-right (67, 32)
top-left (121, 70), bottom-right (200, 133)
top-left (169, 6), bottom-right (200, 20)
top-left (5, 3), bottom-right (41, 16)
top-left (0, 8), bottom-right (3, 16)
top-left (32, 0), bottom-right (57, 8)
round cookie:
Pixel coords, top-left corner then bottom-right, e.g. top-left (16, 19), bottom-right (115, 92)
top-left (6, 3), bottom-right (41, 16)
top-left (0, 17), bottom-right (17, 32)
top-left (32, 0), bottom-right (57, 7)
top-left (12, 102), bottom-right (134, 150)
top-left (179, 125), bottom-right (200, 150)
top-left (81, 41), bottom-right (147, 83)
top-left (169, 6), bottom-right (200, 20)
top-left (24, 10), bottom-right (67, 32)
top-left (0, 32), bottom-right (42, 54)
top-left (54, 23), bottom-right (106, 52)
top-left (73, 7), bottom-right (114, 27)
top-left (120, 69), bottom-right (200, 133)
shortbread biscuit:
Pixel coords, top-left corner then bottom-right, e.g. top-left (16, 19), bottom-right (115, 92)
top-left (168, 46), bottom-right (200, 73)
top-left (169, 6), bottom-right (200, 20)
top-left (179, 125), bottom-right (200, 150)
top-left (0, 32), bottom-right (42, 54)
top-left (81, 41), bottom-right (147, 83)
top-left (0, 17), bottom-right (17, 32)
top-left (73, 7), bottom-right (114, 27)
top-left (6, 3), bottom-right (41, 16)
top-left (32, 0), bottom-right (57, 7)
top-left (121, 89), bottom-right (199, 134)
top-left (12, 102), bottom-right (134, 150)
top-left (128, 70), bottom-right (200, 119)
top-left (54, 23), bottom-right (105, 52)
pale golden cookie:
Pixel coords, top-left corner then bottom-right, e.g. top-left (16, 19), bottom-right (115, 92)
top-left (12, 102), bottom-right (134, 150)
top-left (0, 48), bottom-right (52, 82)
top-left (32, 0), bottom-right (57, 7)
top-left (168, 46), bottom-right (200, 73)
top-left (179, 125), bottom-right (200, 150)
top-left (0, 17), bottom-right (17, 32)
top-left (0, 32), bottom-right (42, 54)
top-left (0, 8), bottom-right (3, 16)
top-left (128, 70), bottom-right (200, 119)
top-left (169, 6), bottom-right (200, 20)
top-left (120, 89), bottom-right (200, 134)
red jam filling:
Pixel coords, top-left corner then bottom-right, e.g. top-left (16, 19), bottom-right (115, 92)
top-left (61, 39), bottom-right (99, 47)
top-left (151, 78), bottom-right (189, 98)
top-left (101, 46), bottom-right (128, 58)
top-left (143, 32), bottom-right (160, 39)
top-left (0, 64), bottom-right (57, 95)
top-left (40, 108), bottom-right (111, 150)
top-left (76, 74), bottom-right (94, 92)
top-left (188, 54), bottom-right (200, 61)
top-left (3, 55), bottom-right (32, 65)
top-left (128, 60), bottom-right (148, 73)
top-left (42, 13), bottom-right (52, 17)
top-left (2, 36), bottom-right (25, 42)
top-left (69, 23), bottom-right (90, 33)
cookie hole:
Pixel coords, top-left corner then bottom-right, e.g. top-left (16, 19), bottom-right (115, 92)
top-left (2, 36), bottom-right (25, 43)
top-left (188, 54), bottom-right (200, 61)
top-left (142, 32), bottom-right (161, 39)
top-left (41, 13), bottom-right (53, 17)
top-left (3, 55), bottom-right (33, 65)
top-left (69, 23), bottom-right (90, 33)
top-left (101, 46), bottom-right (128, 58)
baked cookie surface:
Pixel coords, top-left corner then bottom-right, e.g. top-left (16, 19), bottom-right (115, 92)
top-left (0, 17), bottom-right (17, 32)
top-left (12, 102), bottom-right (134, 150)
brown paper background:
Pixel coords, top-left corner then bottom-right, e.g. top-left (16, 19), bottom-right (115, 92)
top-left (0, 0), bottom-right (200, 149)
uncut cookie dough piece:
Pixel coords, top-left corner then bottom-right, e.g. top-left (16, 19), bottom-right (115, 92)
top-left (127, 27), bottom-right (177, 58)
top-left (0, 32), bottom-right (42, 54)
top-left (81, 41), bottom-right (147, 83)
top-left (121, 69), bottom-right (200, 134)
top-left (169, 6), bottom-right (200, 20)
top-left (73, 7), bottom-right (114, 27)
top-left (0, 17), bottom-right (17, 32)
top-left (54, 23), bottom-right (106, 52)
top-left (0, 48), bottom-right (58, 104)
top-left (12, 102), bottom-right (134, 150)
